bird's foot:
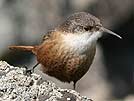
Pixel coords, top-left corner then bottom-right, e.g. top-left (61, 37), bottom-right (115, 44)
top-left (22, 63), bottom-right (39, 76)
top-left (21, 65), bottom-right (34, 76)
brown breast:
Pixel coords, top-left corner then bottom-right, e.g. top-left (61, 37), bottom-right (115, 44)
top-left (36, 31), bottom-right (96, 83)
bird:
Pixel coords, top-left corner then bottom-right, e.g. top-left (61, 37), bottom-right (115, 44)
top-left (9, 12), bottom-right (122, 89)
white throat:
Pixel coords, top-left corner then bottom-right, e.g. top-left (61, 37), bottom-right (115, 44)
top-left (62, 31), bottom-right (102, 54)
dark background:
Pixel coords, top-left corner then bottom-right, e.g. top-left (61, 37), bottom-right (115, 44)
top-left (0, 0), bottom-right (133, 100)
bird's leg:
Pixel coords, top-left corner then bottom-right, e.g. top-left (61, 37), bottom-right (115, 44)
top-left (73, 81), bottom-right (77, 90)
top-left (31, 63), bottom-right (40, 72)
top-left (24, 63), bottom-right (39, 75)
top-left (21, 65), bottom-right (32, 75)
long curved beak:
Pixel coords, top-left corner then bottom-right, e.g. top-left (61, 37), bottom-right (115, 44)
top-left (102, 27), bottom-right (122, 39)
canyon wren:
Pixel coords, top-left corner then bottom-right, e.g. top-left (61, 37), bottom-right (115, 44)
top-left (9, 12), bottom-right (122, 89)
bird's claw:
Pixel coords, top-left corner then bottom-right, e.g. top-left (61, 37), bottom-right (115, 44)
top-left (22, 65), bottom-right (34, 76)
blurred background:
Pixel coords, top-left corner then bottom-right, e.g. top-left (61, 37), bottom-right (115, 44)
top-left (0, 0), bottom-right (133, 101)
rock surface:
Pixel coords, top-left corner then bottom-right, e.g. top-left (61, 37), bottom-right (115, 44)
top-left (0, 61), bottom-right (92, 101)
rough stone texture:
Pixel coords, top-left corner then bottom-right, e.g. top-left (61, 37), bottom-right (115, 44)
top-left (0, 61), bottom-right (92, 101)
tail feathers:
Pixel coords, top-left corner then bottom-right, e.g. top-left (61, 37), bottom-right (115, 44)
top-left (9, 45), bottom-right (38, 54)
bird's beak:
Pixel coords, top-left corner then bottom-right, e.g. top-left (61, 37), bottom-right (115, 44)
top-left (101, 27), bottom-right (122, 39)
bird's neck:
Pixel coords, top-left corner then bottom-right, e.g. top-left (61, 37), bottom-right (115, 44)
top-left (60, 31), bottom-right (102, 54)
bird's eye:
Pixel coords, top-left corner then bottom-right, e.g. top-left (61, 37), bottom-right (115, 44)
top-left (84, 26), bottom-right (93, 31)
top-left (96, 27), bottom-right (100, 31)
top-left (95, 25), bottom-right (101, 30)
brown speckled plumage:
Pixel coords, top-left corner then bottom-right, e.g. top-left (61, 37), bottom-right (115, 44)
top-left (9, 12), bottom-right (121, 89)
top-left (36, 31), bottom-right (96, 83)
top-left (57, 12), bottom-right (101, 33)
top-left (9, 12), bottom-right (100, 89)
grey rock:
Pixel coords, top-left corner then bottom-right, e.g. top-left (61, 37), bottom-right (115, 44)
top-left (0, 61), bottom-right (92, 101)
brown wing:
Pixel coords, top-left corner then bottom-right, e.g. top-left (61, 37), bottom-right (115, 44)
top-left (42, 30), bottom-right (55, 43)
